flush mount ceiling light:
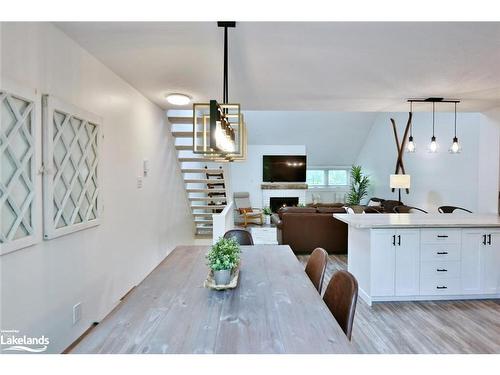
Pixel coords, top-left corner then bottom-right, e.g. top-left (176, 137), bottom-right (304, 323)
top-left (166, 93), bottom-right (191, 106)
top-left (192, 21), bottom-right (247, 162)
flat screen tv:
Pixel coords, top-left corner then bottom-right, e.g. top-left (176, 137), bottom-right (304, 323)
top-left (263, 155), bottom-right (307, 182)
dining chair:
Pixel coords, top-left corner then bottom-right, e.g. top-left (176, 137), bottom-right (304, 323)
top-left (438, 205), bottom-right (473, 214)
top-left (305, 248), bottom-right (328, 293)
top-left (323, 270), bottom-right (358, 340)
top-left (223, 229), bottom-right (254, 245)
top-left (393, 205), bottom-right (428, 214)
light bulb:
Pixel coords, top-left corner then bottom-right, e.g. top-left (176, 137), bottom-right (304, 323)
top-left (429, 136), bottom-right (438, 153)
top-left (406, 136), bottom-right (416, 153)
top-left (449, 137), bottom-right (460, 154)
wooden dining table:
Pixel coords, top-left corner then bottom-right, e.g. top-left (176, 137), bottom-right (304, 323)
top-left (71, 245), bottom-right (354, 354)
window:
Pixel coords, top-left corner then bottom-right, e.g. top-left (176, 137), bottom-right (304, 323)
top-left (306, 170), bottom-right (325, 186)
top-left (328, 169), bottom-right (349, 186)
top-left (307, 168), bottom-right (350, 188)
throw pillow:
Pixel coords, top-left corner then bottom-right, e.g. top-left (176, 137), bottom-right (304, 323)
top-left (368, 200), bottom-right (381, 207)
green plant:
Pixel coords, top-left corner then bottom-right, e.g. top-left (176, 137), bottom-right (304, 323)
top-left (297, 203), bottom-right (306, 207)
top-left (263, 207), bottom-right (272, 216)
top-left (207, 237), bottom-right (241, 271)
top-left (346, 165), bottom-right (370, 205)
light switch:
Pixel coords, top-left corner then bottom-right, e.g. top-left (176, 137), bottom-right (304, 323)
top-left (143, 159), bottom-right (150, 177)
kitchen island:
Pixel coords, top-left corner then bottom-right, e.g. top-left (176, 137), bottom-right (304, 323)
top-left (333, 213), bottom-right (500, 306)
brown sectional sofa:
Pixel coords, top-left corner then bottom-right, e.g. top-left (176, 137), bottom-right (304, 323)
top-left (271, 206), bottom-right (348, 254)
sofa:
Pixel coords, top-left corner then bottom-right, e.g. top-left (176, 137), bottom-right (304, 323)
top-left (271, 206), bottom-right (348, 254)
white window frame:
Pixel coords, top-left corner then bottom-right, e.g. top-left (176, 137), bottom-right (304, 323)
top-left (42, 95), bottom-right (102, 240)
top-left (307, 166), bottom-right (351, 190)
top-left (0, 83), bottom-right (41, 255)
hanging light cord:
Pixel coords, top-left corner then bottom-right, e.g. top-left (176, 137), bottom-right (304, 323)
top-left (223, 26), bottom-right (228, 104)
top-left (410, 101), bottom-right (413, 136)
top-left (454, 102), bottom-right (457, 137)
top-left (432, 102), bottom-right (435, 136)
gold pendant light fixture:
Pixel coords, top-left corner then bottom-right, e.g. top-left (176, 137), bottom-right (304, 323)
top-left (192, 21), bottom-right (247, 162)
top-left (406, 98), bottom-right (461, 155)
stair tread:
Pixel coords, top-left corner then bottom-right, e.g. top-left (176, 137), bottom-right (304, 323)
top-left (191, 205), bottom-right (226, 209)
top-left (184, 179), bottom-right (225, 183)
top-left (168, 117), bottom-right (200, 124)
top-left (175, 145), bottom-right (193, 150)
top-left (192, 212), bottom-right (214, 216)
top-left (182, 168), bottom-right (223, 173)
top-left (189, 197), bottom-right (227, 201)
top-left (179, 157), bottom-right (222, 162)
top-left (187, 188), bottom-right (226, 193)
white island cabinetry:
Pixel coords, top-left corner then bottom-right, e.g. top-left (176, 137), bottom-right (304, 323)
top-left (334, 214), bottom-right (500, 306)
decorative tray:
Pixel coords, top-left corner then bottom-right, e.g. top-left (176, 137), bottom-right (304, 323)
top-left (204, 267), bottom-right (240, 290)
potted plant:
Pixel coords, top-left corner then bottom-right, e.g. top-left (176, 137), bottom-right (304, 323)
top-left (346, 165), bottom-right (370, 206)
top-left (207, 237), bottom-right (241, 286)
top-left (262, 206), bottom-right (272, 225)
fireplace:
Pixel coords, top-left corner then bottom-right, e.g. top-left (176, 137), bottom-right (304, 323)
top-left (270, 197), bottom-right (299, 213)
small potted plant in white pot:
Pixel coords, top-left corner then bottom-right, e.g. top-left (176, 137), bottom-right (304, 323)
top-left (263, 206), bottom-right (272, 225)
top-left (207, 237), bottom-right (241, 286)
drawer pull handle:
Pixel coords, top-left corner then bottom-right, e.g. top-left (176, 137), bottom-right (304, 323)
top-left (436, 286), bottom-right (448, 289)
top-left (437, 235), bottom-right (449, 238)
top-left (436, 251), bottom-right (448, 255)
top-left (436, 269), bottom-right (448, 272)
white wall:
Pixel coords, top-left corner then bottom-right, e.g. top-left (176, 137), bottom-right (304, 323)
top-left (356, 111), bottom-right (499, 213)
top-left (0, 22), bottom-right (194, 353)
top-left (243, 111), bottom-right (376, 165)
top-left (230, 145), bottom-right (306, 208)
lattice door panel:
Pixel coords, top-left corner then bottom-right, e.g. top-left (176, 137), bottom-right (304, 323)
top-left (42, 95), bottom-right (102, 239)
top-left (0, 88), bottom-right (38, 254)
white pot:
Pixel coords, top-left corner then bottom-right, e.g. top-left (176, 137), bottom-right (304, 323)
top-left (214, 269), bottom-right (231, 285)
top-left (265, 215), bottom-right (271, 225)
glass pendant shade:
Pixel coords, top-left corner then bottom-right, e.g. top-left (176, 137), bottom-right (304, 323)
top-left (429, 135), bottom-right (439, 153)
top-left (406, 135), bottom-right (416, 153)
top-left (449, 136), bottom-right (461, 153)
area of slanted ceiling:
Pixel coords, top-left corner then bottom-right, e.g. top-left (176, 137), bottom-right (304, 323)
top-left (56, 22), bottom-right (500, 112)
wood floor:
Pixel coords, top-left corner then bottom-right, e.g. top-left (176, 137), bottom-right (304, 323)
top-left (297, 254), bottom-right (500, 354)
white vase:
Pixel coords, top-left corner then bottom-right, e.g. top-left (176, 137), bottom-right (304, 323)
top-left (214, 269), bottom-right (231, 285)
top-left (265, 215), bottom-right (271, 225)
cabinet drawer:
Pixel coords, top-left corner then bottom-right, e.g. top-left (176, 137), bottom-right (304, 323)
top-left (421, 260), bottom-right (460, 279)
top-left (420, 244), bottom-right (461, 261)
top-left (421, 229), bottom-right (460, 244)
top-left (420, 277), bottom-right (461, 295)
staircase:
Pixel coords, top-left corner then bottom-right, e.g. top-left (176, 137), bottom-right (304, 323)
top-left (169, 114), bottom-right (229, 237)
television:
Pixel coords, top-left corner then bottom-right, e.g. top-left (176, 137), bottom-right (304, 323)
top-left (263, 155), bottom-right (307, 182)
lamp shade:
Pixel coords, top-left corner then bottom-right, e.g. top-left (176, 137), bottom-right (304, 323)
top-left (390, 174), bottom-right (411, 189)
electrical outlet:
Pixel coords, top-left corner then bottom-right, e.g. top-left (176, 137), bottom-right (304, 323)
top-left (137, 176), bottom-right (143, 189)
top-left (73, 303), bottom-right (82, 325)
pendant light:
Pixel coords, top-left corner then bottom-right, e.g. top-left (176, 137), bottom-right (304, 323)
top-left (449, 102), bottom-right (461, 153)
top-left (406, 101), bottom-right (416, 153)
top-left (428, 102), bottom-right (439, 153)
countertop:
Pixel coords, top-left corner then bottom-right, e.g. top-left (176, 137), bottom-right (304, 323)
top-left (333, 213), bottom-right (500, 229)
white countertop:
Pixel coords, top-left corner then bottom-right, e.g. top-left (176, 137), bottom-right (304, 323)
top-left (333, 213), bottom-right (500, 229)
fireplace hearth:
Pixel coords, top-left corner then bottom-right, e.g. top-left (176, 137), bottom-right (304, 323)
top-left (270, 197), bottom-right (299, 213)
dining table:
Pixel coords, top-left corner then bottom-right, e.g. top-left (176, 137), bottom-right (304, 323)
top-left (71, 244), bottom-right (354, 354)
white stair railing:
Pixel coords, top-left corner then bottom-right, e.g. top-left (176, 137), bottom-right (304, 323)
top-left (212, 201), bottom-right (234, 244)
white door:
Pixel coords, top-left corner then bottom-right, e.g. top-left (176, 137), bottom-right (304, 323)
top-left (371, 229), bottom-right (396, 296)
top-left (482, 231), bottom-right (500, 294)
top-left (461, 230), bottom-right (483, 294)
top-left (395, 229), bottom-right (420, 296)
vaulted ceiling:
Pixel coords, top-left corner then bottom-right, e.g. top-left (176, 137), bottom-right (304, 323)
top-left (56, 22), bottom-right (500, 112)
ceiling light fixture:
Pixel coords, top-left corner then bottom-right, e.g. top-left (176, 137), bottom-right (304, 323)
top-left (406, 101), bottom-right (416, 153)
top-left (166, 93), bottom-right (191, 106)
top-left (192, 21), bottom-right (247, 162)
top-left (449, 102), bottom-right (461, 154)
top-left (428, 102), bottom-right (439, 153)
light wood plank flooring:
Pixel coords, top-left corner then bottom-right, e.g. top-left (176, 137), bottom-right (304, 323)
top-left (297, 254), bottom-right (500, 354)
